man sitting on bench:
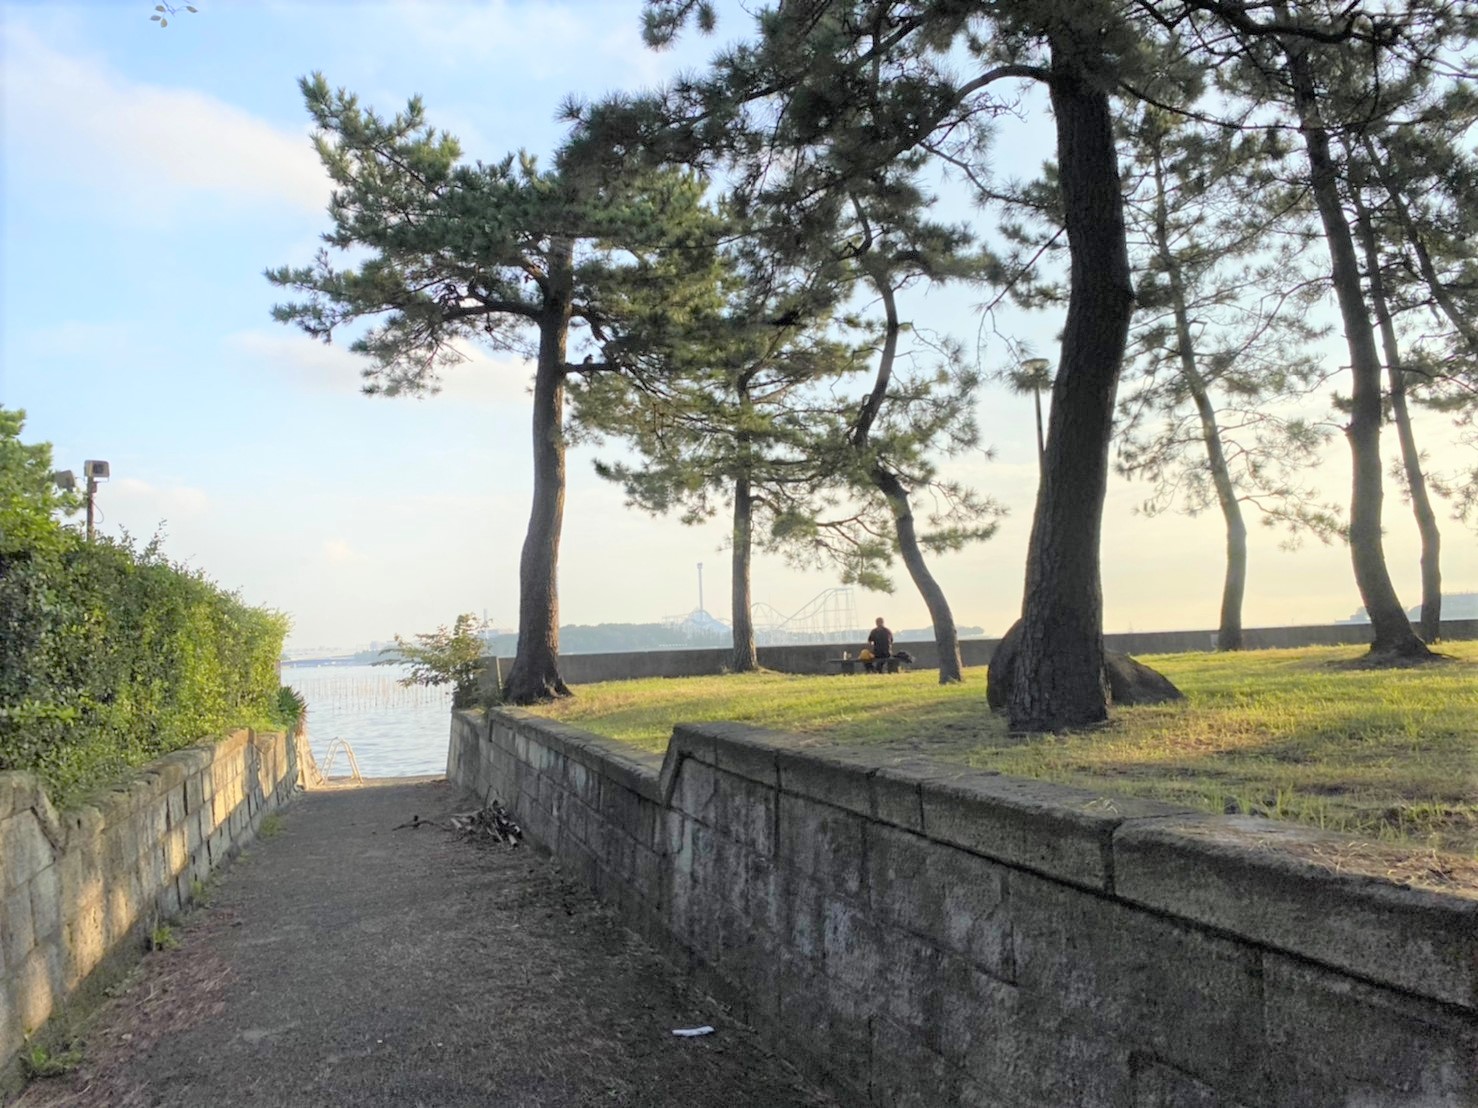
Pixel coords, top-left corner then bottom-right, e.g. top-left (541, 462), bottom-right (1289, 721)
top-left (865, 617), bottom-right (894, 673)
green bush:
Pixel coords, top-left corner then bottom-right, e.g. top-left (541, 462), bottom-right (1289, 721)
top-left (0, 409), bottom-right (290, 803)
top-left (377, 612), bottom-right (492, 709)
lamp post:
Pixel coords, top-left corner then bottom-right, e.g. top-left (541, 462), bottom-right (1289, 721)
top-left (83, 460), bottom-right (110, 540)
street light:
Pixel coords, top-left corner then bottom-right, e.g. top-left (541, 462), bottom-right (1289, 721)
top-left (83, 460), bottom-right (110, 541)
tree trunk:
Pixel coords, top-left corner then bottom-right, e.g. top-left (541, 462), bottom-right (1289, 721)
top-left (504, 239), bottom-right (574, 703)
top-left (730, 472), bottom-right (759, 672)
top-left (1000, 37), bottom-right (1133, 730)
top-left (1351, 187), bottom-right (1443, 641)
top-left (1033, 387), bottom-right (1046, 476)
top-left (855, 257), bottom-right (966, 682)
top-left (1280, 30), bottom-right (1428, 658)
top-left (1188, 373), bottom-right (1248, 652)
top-left (874, 467), bottom-right (963, 683)
top-left (1150, 138), bottom-right (1247, 650)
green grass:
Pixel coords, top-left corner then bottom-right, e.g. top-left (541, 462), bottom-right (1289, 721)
top-left (148, 924), bottom-right (180, 952)
top-left (532, 643), bottom-right (1478, 859)
top-left (22, 1041), bottom-right (83, 1079)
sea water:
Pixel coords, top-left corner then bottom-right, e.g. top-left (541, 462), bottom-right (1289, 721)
top-left (280, 662), bottom-right (453, 778)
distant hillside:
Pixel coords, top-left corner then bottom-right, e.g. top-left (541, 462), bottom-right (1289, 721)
top-left (1342, 592), bottom-right (1478, 623)
top-left (485, 622), bottom-right (730, 657)
top-left (483, 621), bottom-right (985, 655)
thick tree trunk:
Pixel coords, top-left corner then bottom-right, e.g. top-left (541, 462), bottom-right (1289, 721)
top-left (730, 472), bottom-right (759, 672)
top-left (874, 467), bottom-right (963, 683)
top-left (1150, 141), bottom-right (1247, 650)
top-left (1352, 191), bottom-right (1443, 641)
top-left (1281, 34), bottom-right (1428, 658)
top-left (504, 239), bottom-right (574, 703)
top-left (1000, 39), bottom-right (1133, 730)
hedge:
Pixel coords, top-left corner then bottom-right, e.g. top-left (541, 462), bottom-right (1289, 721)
top-left (0, 410), bottom-right (289, 803)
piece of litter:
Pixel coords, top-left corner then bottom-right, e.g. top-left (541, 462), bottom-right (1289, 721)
top-left (671, 1026), bottom-right (715, 1037)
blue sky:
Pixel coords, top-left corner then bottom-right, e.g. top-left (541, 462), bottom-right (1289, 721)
top-left (2, 1), bottom-right (1472, 651)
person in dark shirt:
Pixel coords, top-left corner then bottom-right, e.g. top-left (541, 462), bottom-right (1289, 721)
top-left (866, 618), bottom-right (893, 661)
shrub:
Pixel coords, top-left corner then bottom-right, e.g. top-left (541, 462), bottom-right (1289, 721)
top-left (377, 612), bottom-right (492, 709)
top-left (0, 409), bottom-right (290, 803)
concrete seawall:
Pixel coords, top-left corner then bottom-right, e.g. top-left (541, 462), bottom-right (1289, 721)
top-left (449, 708), bottom-right (1478, 1107)
top-left (495, 618), bottom-right (1478, 684)
top-left (0, 729), bottom-right (300, 1090)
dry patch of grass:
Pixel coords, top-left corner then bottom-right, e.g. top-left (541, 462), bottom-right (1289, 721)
top-left (533, 643), bottom-right (1478, 863)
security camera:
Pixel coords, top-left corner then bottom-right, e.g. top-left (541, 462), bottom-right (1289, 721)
top-left (84, 460), bottom-right (111, 481)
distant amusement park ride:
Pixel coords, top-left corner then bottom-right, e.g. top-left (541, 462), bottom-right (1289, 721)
top-left (664, 587), bottom-right (861, 646)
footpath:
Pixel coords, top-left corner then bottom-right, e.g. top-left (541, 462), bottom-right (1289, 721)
top-left (14, 780), bottom-right (831, 1108)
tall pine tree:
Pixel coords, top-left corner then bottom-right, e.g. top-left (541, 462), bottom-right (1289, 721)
top-left (269, 75), bottom-right (722, 702)
top-left (571, 211), bottom-right (870, 671)
top-left (1115, 100), bottom-right (1339, 650)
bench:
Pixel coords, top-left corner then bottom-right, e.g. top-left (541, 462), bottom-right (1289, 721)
top-left (867, 656), bottom-right (909, 674)
top-left (830, 656), bottom-right (910, 675)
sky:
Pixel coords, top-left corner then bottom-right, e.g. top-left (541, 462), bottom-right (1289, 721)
top-left (2, 0), bottom-right (1473, 653)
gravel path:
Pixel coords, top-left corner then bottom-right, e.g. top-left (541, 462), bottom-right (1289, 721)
top-left (16, 780), bottom-right (831, 1108)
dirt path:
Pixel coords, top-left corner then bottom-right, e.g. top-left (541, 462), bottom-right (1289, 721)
top-left (16, 780), bottom-right (831, 1108)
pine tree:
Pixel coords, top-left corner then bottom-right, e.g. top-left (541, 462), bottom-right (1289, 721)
top-left (571, 213), bottom-right (870, 672)
top-left (1183, 0), bottom-right (1465, 659)
top-left (1337, 76), bottom-right (1478, 636)
top-left (578, 0), bottom-right (1161, 724)
top-left (1115, 101), bottom-right (1340, 651)
top-left (269, 75), bottom-right (723, 703)
top-left (827, 173), bottom-right (1004, 684)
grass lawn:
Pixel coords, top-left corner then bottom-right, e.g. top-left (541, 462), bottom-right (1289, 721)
top-left (530, 642), bottom-right (1478, 869)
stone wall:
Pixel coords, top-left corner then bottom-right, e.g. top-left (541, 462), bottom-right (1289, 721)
top-left (448, 710), bottom-right (1478, 1107)
top-left (0, 728), bottom-right (299, 1087)
top-left (495, 618), bottom-right (1478, 684)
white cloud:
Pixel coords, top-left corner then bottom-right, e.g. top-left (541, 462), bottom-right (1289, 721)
top-left (224, 330), bottom-right (535, 407)
top-left (0, 24), bottom-right (329, 214)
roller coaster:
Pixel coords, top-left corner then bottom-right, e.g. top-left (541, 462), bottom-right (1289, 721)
top-left (750, 586), bottom-right (860, 645)
top-left (664, 586), bottom-right (861, 646)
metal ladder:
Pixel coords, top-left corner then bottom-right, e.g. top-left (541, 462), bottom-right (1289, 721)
top-left (320, 737), bottom-right (365, 785)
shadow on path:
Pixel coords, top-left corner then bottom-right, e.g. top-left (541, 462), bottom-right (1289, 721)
top-left (17, 780), bottom-right (830, 1108)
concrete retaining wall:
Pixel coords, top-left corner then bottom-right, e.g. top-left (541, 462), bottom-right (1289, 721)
top-left (449, 709), bottom-right (1478, 1107)
top-left (496, 618), bottom-right (1478, 684)
top-left (0, 729), bottom-right (299, 1086)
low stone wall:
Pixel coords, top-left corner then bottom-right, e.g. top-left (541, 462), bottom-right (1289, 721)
top-left (495, 618), bottom-right (1478, 684)
top-left (0, 729), bottom-right (299, 1087)
top-left (449, 709), bottom-right (1477, 1107)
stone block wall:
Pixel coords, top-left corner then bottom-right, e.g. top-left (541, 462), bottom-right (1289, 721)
top-left (449, 710), bottom-right (1478, 1107)
top-left (0, 729), bottom-right (299, 1085)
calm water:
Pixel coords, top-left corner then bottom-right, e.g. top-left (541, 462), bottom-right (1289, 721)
top-left (281, 662), bottom-right (454, 778)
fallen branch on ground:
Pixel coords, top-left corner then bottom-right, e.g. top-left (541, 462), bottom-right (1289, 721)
top-left (448, 797), bottom-right (523, 846)
top-left (392, 797), bottom-right (522, 846)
